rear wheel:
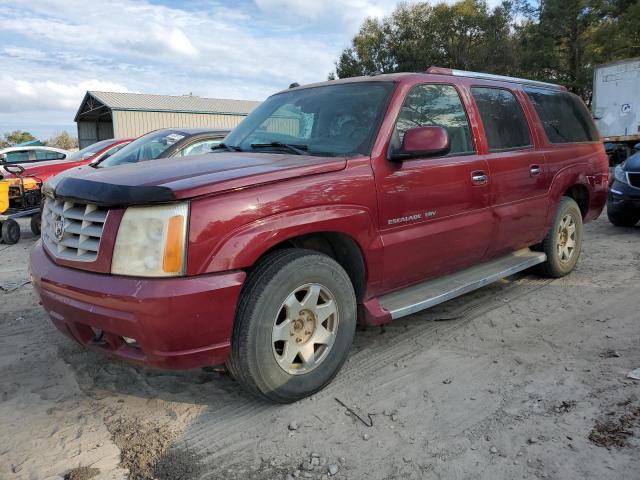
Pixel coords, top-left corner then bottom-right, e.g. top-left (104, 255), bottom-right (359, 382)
top-left (1, 219), bottom-right (21, 245)
top-left (227, 249), bottom-right (356, 403)
top-left (607, 210), bottom-right (640, 227)
top-left (537, 197), bottom-right (583, 278)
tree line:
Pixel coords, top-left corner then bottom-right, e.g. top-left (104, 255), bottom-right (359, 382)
top-left (0, 130), bottom-right (78, 150)
top-left (332, 0), bottom-right (640, 101)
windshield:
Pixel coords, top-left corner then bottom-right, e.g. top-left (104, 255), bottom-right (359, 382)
top-left (98, 130), bottom-right (186, 167)
top-left (67, 139), bottom-right (116, 161)
top-left (223, 81), bottom-right (395, 157)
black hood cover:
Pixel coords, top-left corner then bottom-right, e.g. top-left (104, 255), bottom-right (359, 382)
top-left (54, 176), bottom-right (176, 206)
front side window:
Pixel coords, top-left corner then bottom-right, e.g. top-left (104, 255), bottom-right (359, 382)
top-left (525, 89), bottom-right (599, 144)
top-left (224, 82), bottom-right (395, 157)
top-left (471, 87), bottom-right (532, 151)
top-left (179, 139), bottom-right (222, 156)
top-left (394, 84), bottom-right (475, 155)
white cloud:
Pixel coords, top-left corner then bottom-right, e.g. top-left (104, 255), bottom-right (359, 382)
top-left (0, 0), bottom-right (506, 137)
top-left (254, 0), bottom-right (399, 29)
top-left (0, 76), bottom-right (130, 113)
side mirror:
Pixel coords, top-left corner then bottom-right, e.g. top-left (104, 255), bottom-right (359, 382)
top-left (390, 126), bottom-right (450, 161)
top-left (0, 153), bottom-right (6, 164)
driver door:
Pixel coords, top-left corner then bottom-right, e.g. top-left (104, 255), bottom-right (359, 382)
top-left (374, 83), bottom-right (493, 291)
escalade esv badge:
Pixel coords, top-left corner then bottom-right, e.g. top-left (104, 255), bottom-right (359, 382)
top-left (53, 215), bottom-right (65, 241)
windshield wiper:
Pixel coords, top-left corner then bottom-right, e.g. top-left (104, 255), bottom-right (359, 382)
top-left (250, 142), bottom-right (309, 155)
top-left (211, 142), bottom-right (242, 152)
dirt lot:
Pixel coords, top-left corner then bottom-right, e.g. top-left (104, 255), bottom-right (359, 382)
top-left (1, 214), bottom-right (639, 480)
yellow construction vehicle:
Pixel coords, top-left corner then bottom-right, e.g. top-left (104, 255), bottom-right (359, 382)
top-left (0, 164), bottom-right (43, 244)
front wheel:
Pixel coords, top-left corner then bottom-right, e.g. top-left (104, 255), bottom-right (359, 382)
top-left (537, 197), bottom-right (583, 278)
top-left (227, 249), bottom-right (357, 403)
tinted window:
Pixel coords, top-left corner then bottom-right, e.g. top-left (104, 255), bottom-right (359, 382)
top-left (525, 89), bottom-right (599, 143)
top-left (472, 87), bottom-right (531, 151)
top-left (35, 150), bottom-right (66, 160)
top-left (394, 84), bottom-right (474, 155)
top-left (4, 151), bottom-right (30, 163)
top-left (224, 82), bottom-right (395, 157)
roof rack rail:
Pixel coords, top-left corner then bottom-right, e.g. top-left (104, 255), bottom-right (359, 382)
top-left (425, 67), bottom-right (566, 91)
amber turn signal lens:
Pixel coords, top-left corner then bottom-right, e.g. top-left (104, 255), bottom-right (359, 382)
top-left (163, 215), bottom-right (185, 273)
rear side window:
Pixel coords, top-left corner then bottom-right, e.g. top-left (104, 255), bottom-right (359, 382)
top-left (395, 84), bottom-right (475, 155)
top-left (471, 87), bottom-right (531, 151)
top-left (35, 151), bottom-right (66, 160)
top-left (525, 89), bottom-right (599, 143)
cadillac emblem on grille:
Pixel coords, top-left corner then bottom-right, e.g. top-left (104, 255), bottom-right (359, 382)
top-left (53, 215), bottom-right (65, 241)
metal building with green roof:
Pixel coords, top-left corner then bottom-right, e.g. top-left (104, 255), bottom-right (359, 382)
top-left (74, 91), bottom-right (261, 148)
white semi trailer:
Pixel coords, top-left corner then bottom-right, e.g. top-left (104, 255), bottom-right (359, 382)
top-left (592, 57), bottom-right (640, 164)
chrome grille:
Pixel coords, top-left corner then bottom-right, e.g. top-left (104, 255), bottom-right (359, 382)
top-left (41, 197), bottom-right (109, 262)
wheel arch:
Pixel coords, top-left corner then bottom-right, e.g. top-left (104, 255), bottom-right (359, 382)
top-left (544, 165), bottom-right (595, 231)
top-left (261, 232), bottom-right (367, 302)
top-left (194, 206), bottom-right (383, 298)
top-left (563, 183), bottom-right (590, 218)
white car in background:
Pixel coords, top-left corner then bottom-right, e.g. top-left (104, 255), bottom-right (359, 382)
top-left (0, 146), bottom-right (71, 165)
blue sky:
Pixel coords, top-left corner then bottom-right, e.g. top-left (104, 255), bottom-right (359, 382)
top-left (0, 0), bottom-right (501, 140)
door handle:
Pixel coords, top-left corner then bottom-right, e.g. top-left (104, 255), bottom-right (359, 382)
top-left (530, 165), bottom-right (542, 176)
top-left (471, 171), bottom-right (489, 185)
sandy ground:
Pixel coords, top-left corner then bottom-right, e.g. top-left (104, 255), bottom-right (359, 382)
top-left (0, 214), bottom-right (639, 480)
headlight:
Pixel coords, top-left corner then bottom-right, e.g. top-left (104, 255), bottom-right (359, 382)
top-left (614, 165), bottom-right (628, 184)
top-left (111, 203), bottom-right (188, 277)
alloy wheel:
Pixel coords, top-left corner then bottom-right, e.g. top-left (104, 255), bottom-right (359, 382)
top-left (271, 283), bottom-right (339, 375)
top-left (557, 213), bottom-right (577, 263)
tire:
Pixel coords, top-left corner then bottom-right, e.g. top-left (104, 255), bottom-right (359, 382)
top-left (30, 214), bottom-right (41, 236)
top-left (227, 249), bottom-right (357, 403)
top-left (1, 219), bottom-right (21, 245)
top-left (537, 197), bottom-right (583, 278)
top-left (607, 210), bottom-right (640, 227)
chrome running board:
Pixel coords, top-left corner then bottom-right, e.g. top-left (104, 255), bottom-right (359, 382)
top-left (380, 249), bottom-right (546, 319)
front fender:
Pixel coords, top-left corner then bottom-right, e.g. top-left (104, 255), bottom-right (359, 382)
top-left (201, 206), bottom-right (382, 281)
top-left (186, 158), bottom-right (383, 288)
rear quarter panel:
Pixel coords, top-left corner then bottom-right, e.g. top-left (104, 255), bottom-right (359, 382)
top-left (542, 142), bottom-right (608, 227)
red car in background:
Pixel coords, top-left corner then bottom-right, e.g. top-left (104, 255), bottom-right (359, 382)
top-left (2, 138), bottom-right (132, 182)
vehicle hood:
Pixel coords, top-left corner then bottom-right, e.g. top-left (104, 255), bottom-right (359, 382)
top-left (622, 152), bottom-right (640, 171)
top-left (48, 152), bottom-right (347, 206)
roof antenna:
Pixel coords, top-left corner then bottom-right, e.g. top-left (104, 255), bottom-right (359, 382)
top-left (289, 82), bottom-right (300, 89)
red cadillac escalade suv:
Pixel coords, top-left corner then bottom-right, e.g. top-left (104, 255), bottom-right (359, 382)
top-left (30, 68), bottom-right (608, 402)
